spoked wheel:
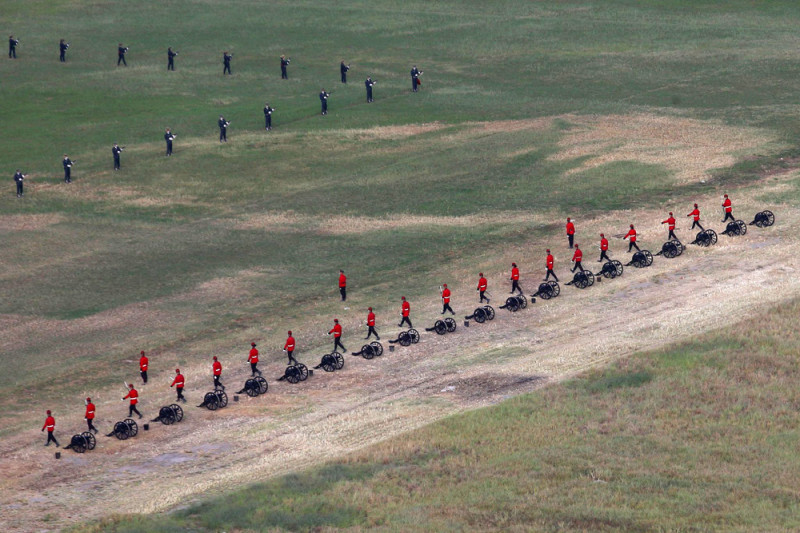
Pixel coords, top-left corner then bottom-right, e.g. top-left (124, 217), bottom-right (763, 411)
top-left (601, 262), bottom-right (615, 279)
top-left (255, 376), bottom-right (268, 394)
top-left (159, 406), bottom-right (176, 425)
top-left (408, 329), bottom-right (420, 343)
top-left (473, 308), bottom-right (487, 323)
top-left (444, 318), bottom-right (457, 332)
top-left (483, 306), bottom-right (495, 320)
top-left (204, 392), bottom-right (219, 410)
top-left (762, 210), bottom-right (775, 227)
top-left (708, 229), bottom-right (718, 245)
top-left (285, 365), bottom-right (301, 384)
top-left (245, 379), bottom-right (259, 396)
top-left (433, 320), bottom-right (447, 335)
top-left (398, 332), bottom-right (412, 346)
top-left (736, 220), bottom-right (747, 235)
top-left (333, 352), bottom-right (345, 370)
top-left (124, 418), bottom-right (138, 437)
top-left (612, 260), bottom-right (623, 277)
top-left (642, 250), bottom-right (653, 267)
top-left (82, 431), bottom-right (96, 450)
top-left (662, 242), bottom-right (677, 258)
top-left (216, 390), bottom-right (228, 407)
top-left (370, 342), bottom-right (384, 356)
top-left (584, 270), bottom-right (595, 287)
top-left (504, 297), bottom-right (520, 312)
top-left (70, 435), bottom-right (87, 453)
top-left (537, 283), bottom-right (552, 300)
top-left (113, 421), bottom-right (130, 440)
top-left (517, 294), bottom-right (527, 309)
top-left (574, 274), bottom-right (587, 289)
top-left (320, 354), bottom-right (336, 372)
top-left (361, 344), bottom-right (376, 359)
top-left (548, 281), bottom-right (560, 297)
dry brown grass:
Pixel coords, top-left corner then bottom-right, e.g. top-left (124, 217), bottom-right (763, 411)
top-left (0, 214), bottom-right (66, 232)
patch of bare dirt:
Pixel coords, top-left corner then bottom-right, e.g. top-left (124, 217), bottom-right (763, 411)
top-left (0, 214), bottom-right (65, 232)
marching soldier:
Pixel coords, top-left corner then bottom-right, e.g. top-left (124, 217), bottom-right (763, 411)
top-left (164, 128), bottom-right (176, 156)
top-left (722, 194), bottom-right (734, 223)
top-left (320, 88), bottom-right (330, 115)
top-left (42, 410), bottom-right (59, 447)
top-left (170, 369), bottom-right (186, 403)
top-left (59, 39), bottom-right (69, 62)
top-left (510, 262), bottom-right (523, 295)
top-left (623, 224), bottom-right (640, 252)
top-left (544, 249), bottom-right (558, 282)
top-left (9, 35), bottom-right (19, 58)
top-left (218, 115), bottom-right (230, 142)
top-left (441, 284), bottom-right (455, 315)
top-left (328, 319), bottom-right (346, 353)
top-left (139, 351), bottom-right (149, 384)
top-left (280, 55), bottom-right (290, 79)
top-left (687, 203), bottom-right (704, 231)
top-left (122, 383), bottom-right (142, 419)
top-left (212, 356), bottom-right (224, 390)
top-left (598, 233), bottom-right (610, 262)
top-left (365, 76), bottom-right (376, 103)
top-left (84, 397), bottom-right (98, 434)
top-left (13, 169), bottom-right (25, 198)
top-left (167, 47), bottom-right (177, 71)
top-left (477, 273), bottom-right (490, 303)
top-left (223, 51), bottom-right (232, 75)
top-left (566, 217), bottom-right (576, 248)
top-left (248, 342), bottom-right (262, 376)
top-left (263, 103), bottom-right (274, 130)
top-left (571, 245), bottom-right (583, 273)
top-left (284, 331), bottom-right (298, 365)
top-left (410, 65), bottom-right (422, 92)
top-left (340, 60), bottom-right (350, 83)
top-left (365, 308), bottom-right (380, 340)
top-left (62, 154), bottom-right (73, 183)
top-left (338, 270), bottom-right (347, 301)
top-left (117, 43), bottom-right (128, 66)
top-left (112, 143), bottom-right (123, 171)
top-left (399, 296), bottom-right (412, 328)
top-left (662, 212), bottom-right (677, 240)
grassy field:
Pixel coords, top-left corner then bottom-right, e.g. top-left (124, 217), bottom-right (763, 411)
top-left (86, 298), bottom-right (800, 532)
top-left (2, 0), bottom-right (800, 530)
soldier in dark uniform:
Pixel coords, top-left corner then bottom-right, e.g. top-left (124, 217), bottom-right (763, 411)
top-left (223, 51), bottom-right (232, 75)
top-left (59, 39), bottom-right (69, 62)
top-left (218, 115), bottom-right (230, 142)
top-left (319, 89), bottom-right (330, 115)
top-left (9, 36), bottom-right (18, 59)
top-left (263, 103), bottom-right (274, 130)
top-left (280, 55), bottom-right (290, 79)
top-left (62, 155), bottom-right (74, 183)
top-left (365, 76), bottom-right (376, 103)
top-left (117, 43), bottom-right (128, 66)
top-left (13, 169), bottom-right (25, 198)
top-left (167, 47), bottom-right (177, 70)
top-left (340, 60), bottom-right (350, 83)
top-left (164, 128), bottom-right (175, 156)
top-left (410, 65), bottom-right (422, 92)
top-left (112, 143), bottom-right (124, 170)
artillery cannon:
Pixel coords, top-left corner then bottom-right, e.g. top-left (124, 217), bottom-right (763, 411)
top-left (465, 305), bottom-right (495, 324)
top-left (107, 418), bottom-right (138, 440)
top-left (565, 270), bottom-right (595, 289)
top-left (388, 329), bottom-right (420, 347)
top-left (425, 318), bottom-right (458, 334)
top-left (595, 260), bottom-right (623, 279)
top-left (531, 281), bottom-right (560, 300)
top-left (151, 404), bottom-right (184, 425)
top-left (499, 295), bottom-right (529, 312)
top-left (63, 432), bottom-right (96, 453)
top-left (720, 220), bottom-right (747, 237)
top-left (314, 352), bottom-right (345, 372)
top-left (655, 240), bottom-right (684, 258)
top-left (197, 390), bottom-right (229, 411)
top-left (351, 341), bottom-right (385, 359)
top-left (236, 376), bottom-right (268, 397)
top-left (689, 229), bottom-right (717, 247)
top-left (749, 210), bottom-right (775, 228)
top-left (278, 362), bottom-right (311, 383)
top-left (626, 250), bottom-right (654, 268)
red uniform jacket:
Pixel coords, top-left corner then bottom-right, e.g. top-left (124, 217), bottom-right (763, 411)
top-left (248, 347), bottom-right (259, 364)
top-left (171, 373), bottom-right (184, 388)
top-left (600, 237), bottom-right (609, 251)
top-left (139, 356), bottom-right (148, 372)
top-left (442, 288), bottom-right (451, 303)
top-left (329, 324), bottom-right (342, 338)
top-left (511, 267), bottom-right (519, 281)
top-left (566, 221), bottom-right (575, 235)
top-left (662, 217), bottom-right (676, 230)
top-left (85, 402), bottom-right (95, 420)
top-left (723, 198), bottom-right (732, 213)
top-left (546, 254), bottom-right (554, 269)
top-left (688, 208), bottom-right (700, 221)
top-left (213, 361), bottom-right (222, 376)
top-left (284, 336), bottom-right (295, 351)
top-left (477, 277), bottom-right (487, 291)
top-left (624, 229), bottom-right (637, 242)
top-left (572, 249), bottom-right (582, 262)
top-left (367, 312), bottom-right (375, 326)
top-left (338, 273), bottom-right (346, 288)
top-left (43, 416), bottom-right (55, 432)
top-left (124, 388), bottom-right (139, 405)
top-left (402, 301), bottom-right (410, 317)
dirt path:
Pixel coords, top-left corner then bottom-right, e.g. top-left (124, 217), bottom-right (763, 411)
top-left (1, 184), bottom-right (797, 532)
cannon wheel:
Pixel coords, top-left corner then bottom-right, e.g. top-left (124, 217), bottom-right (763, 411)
top-left (82, 431), bottom-right (96, 450)
top-left (245, 378), bottom-right (259, 396)
top-left (408, 329), bottom-right (420, 343)
top-left (333, 352), bottom-right (345, 370)
top-left (216, 390), bottom-right (228, 407)
top-left (537, 283), bottom-right (552, 300)
top-left (70, 435), bottom-right (87, 453)
top-left (762, 210), bottom-right (775, 227)
top-left (296, 364), bottom-right (309, 381)
top-left (662, 242), bottom-right (677, 258)
top-left (504, 297), bottom-right (520, 312)
top-left (285, 365), bottom-right (301, 383)
top-left (320, 354), bottom-right (336, 372)
top-left (673, 240), bottom-right (684, 257)
top-left (124, 418), bottom-right (138, 437)
top-left (473, 308), bottom-right (487, 323)
top-left (574, 272), bottom-right (587, 289)
top-left (548, 281), bottom-right (560, 297)
top-left (113, 421), bottom-right (130, 440)
top-left (584, 270), bottom-right (595, 287)
top-left (204, 391), bottom-right (219, 410)
top-left (642, 250), bottom-right (653, 267)
top-left (255, 376), bottom-right (268, 394)
top-left (159, 406), bottom-right (176, 425)
top-left (517, 294), bottom-right (527, 309)
top-left (612, 260), bottom-right (623, 277)
top-left (736, 220), bottom-right (747, 235)
top-left (433, 320), bottom-right (447, 335)
top-left (444, 318), bottom-right (456, 332)
top-left (707, 229), bottom-right (717, 245)
top-left (370, 342), bottom-right (384, 356)
top-left (360, 344), bottom-right (375, 359)
top-left (484, 306), bottom-right (495, 320)
top-left (398, 332), bottom-right (412, 346)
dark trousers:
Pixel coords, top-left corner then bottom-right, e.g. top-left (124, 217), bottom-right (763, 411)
top-left (114, 156), bottom-right (120, 170)
top-left (118, 55), bottom-right (126, 66)
top-left (250, 362), bottom-right (260, 376)
top-left (366, 88), bottom-right (373, 102)
top-left (571, 261), bottom-right (583, 273)
top-left (129, 404), bottom-right (142, 418)
top-left (399, 316), bottom-right (412, 328)
top-left (223, 64), bottom-right (231, 75)
top-left (214, 375), bottom-right (224, 390)
top-left (265, 116), bottom-right (271, 130)
top-left (166, 141), bottom-right (172, 156)
top-left (341, 72), bottom-right (347, 83)
top-left (168, 59), bottom-right (174, 71)
top-left (10, 47), bottom-right (16, 58)
top-left (321, 101), bottom-right (327, 115)
top-left (340, 287), bottom-right (346, 301)
top-left (723, 211), bottom-right (734, 222)
top-left (412, 78), bottom-right (418, 91)
top-left (60, 52), bottom-right (66, 62)
top-left (511, 280), bottom-right (522, 294)
top-left (366, 326), bottom-right (379, 340)
top-left (176, 387), bottom-right (185, 401)
top-left (286, 350), bottom-right (298, 365)
top-left (87, 419), bottom-right (97, 432)
top-left (442, 303), bottom-right (455, 315)
top-left (45, 432), bottom-right (59, 446)
top-left (479, 291), bottom-right (489, 303)
top-left (281, 66), bottom-right (287, 79)
top-left (668, 230), bottom-right (677, 241)
top-left (64, 168), bottom-right (71, 182)
top-left (599, 250), bottom-right (610, 262)
top-left (691, 220), bottom-right (704, 231)
top-left (568, 234), bottom-right (574, 248)
top-left (628, 241), bottom-right (640, 252)
top-left (140, 370), bottom-right (148, 384)
top-left (220, 128), bottom-right (227, 142)
top-left (333, 337), bottom-right (346, 353)
top-left (545, 269), bottom-right (558, 282)
top-left (16, 181), bottom-right (23, 196)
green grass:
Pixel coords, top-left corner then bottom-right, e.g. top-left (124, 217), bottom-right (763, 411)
top-left (84, 298), bottom-right (800, 532)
